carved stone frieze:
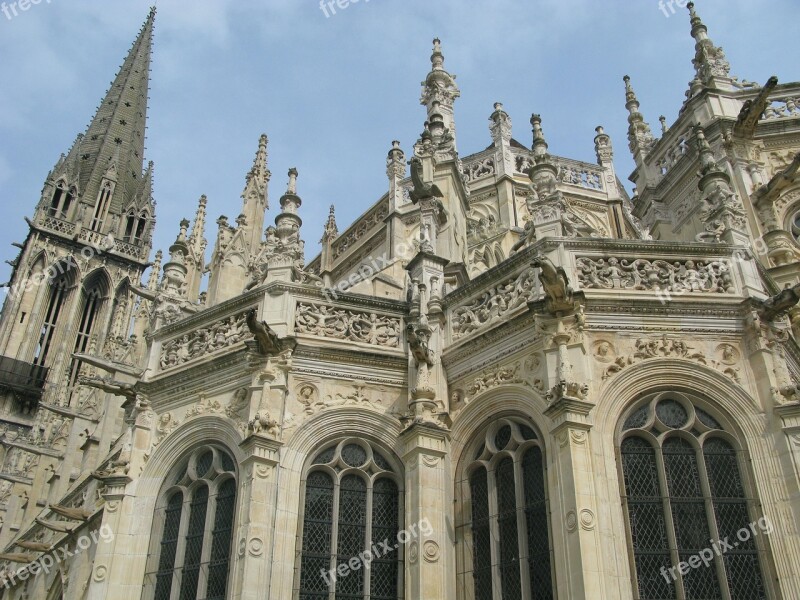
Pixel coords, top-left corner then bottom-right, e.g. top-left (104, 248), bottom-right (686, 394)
top-left (452, 268), bottom-right (540, 339)
top-left (576, 256), bottom-right (734, 294)
top-left (599, 335), bottom-right (745, 384)
top-left (294, 303), bottom-right (401, 347)
top-left (159, 310), bottom-right (250, 371)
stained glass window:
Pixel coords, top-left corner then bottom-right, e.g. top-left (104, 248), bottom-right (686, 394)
top-left (467, 418), bottom-right (553, 599)
top-left (298, 439), bottom-right (402, 599)
top-left (145, 446), bottom-right (237, 600)
top-left (619, 393), bottom-right (767, 599)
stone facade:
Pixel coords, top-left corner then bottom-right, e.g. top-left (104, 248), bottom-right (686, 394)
top-left (0, 3), bottom-right (799, 600)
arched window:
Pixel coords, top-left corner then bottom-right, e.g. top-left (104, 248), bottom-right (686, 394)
top-left (48, 182), bottom-right (75, 220)
top-left (463, 417), bottom-right (553, 600)
top-left (91, 181), bottom-right (114, 231)
top-left (145, 446), bottom-right (237, 600)
top-left (297, 438), bottom-right (402, 599)
top-left (33, 262), bottom-right (76, 367)
top-left (66, 273), bottom-right (108, 389)
top-left (618, 392), bottom-right (768, 599)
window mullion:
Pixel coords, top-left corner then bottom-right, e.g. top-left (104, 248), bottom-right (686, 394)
top-left (171, 492), bottom-right (193, 599)
top-left (695, 443), bottom-right (731, 598)
top-left (329, 476), bottom-right (341, 600)
top-left (364, 477), bottom-right (373, 600)
top-left (514, 452), bottom-right (532, 600)
top-left (195, 483), bottom-right (218, 600)
top-left (487, 466), bottom-right (502, 600)
top-left (654, 442), bottom-right (687, 599)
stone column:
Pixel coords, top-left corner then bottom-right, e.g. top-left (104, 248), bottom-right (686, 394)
top-left (400, 424), bottom-right (454, 600)
top-left (230, 433), bottom-right (282, 600)
top-left (544, 396), bottom-right (604, 599)
top-left (86, 474), bottom-right (132, 600)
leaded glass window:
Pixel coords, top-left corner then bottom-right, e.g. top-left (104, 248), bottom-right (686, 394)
top-left (465, 417), bottom-right (553, 600)
top-left (619, 392), bottom-right (768, 599)
top-left (297, 438), bottom-right (402, 599)
top-left (145, 446), bottom-right (238, 600)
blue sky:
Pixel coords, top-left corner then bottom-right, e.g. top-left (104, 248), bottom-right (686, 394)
top-left (0, 0), bottom-right (798, 286)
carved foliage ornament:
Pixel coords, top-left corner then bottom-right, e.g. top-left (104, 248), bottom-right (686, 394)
top-left (576, 256), bottom-right (734, 294)
top-left (294, 302), bottom-right (401, 348)
top-left (452, 268), bottom-right (540, 338)
top-left (160, 310), bottom-right (250, 371)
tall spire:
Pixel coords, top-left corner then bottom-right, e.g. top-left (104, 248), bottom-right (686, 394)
top-left (623, 75), bottom-right (655, 157)
top-left (188, 195), bottom-right (208, 260)
top-left (322, 205), bottom-right (338, 243)
top-left (74, 7), bottom-right (156, 212)
top-left (530, 113), bottom-right (549, 161)
top-left (686, 2), bottom-right (732, 90)
top-left (420, 38), bottom-right (460, 147)
top-left (240, 134), bottom-right (271, 253)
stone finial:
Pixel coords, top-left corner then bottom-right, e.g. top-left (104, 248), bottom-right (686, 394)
top-left (659, 116), bottom-right (669, 134)
top-left (322, 205), bottom-right (338, 243)
top-left (623, 75), bottom-right (655, 156)
top-left (146, 250), bottom-right (162, 291)
top-left (431, 38), bottom-right (444, 70)
top-left (286, 168), bottom-right (298, 196)
top-left (686, 1), bottom-right (731, 86)
top-left (530, 113), bottom-right (549, 159)
top-left (188, 195), bottom-right (208, 257)
top-left (387, 140), bottom-right (406, 180)
top-left (490, 102), bottom-right (513, 145)
top-left (594, 125), bottom-right (613, 164)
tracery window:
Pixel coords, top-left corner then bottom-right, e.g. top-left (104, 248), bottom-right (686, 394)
top-left (464, 417), bottom-right (553, 600)
top-left (48, 181), bottom-right (75, 220)
top-left (67, 279), bottom-right (105, 388)
top-left (145, 446), bottom-right (237, 600)
top-left (297, 438), bottom-right (402, 600)
top-left (91, 181), bottom-right (114, 231)
top-left (618, 392), bottom-right (768, 599)
top-left (33, 264), bottom-right (75, 367)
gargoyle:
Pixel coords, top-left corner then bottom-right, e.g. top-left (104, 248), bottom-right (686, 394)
top-left (734, 76), bottom-right (778, 138)
top-left (246, 308), bottom-right (282, 355)
top-left (78, 375), bottom-right (138, 403)
top-left (409, 156), bottom-right (443, 202)
top-left (406, 324), bottom-right (434, 367)
top-left (532, 255), bottom-right (574, 314)
top-left (0, 553), bottom-right (33, 563)
top-left (15, 540), bottom-right (52, 553)
top-left (49, 504), bottom-right (91, 522)
top-left (757, 282), bottom-right (800, 321)
top-left (34, 518), bottom-right (74, 534)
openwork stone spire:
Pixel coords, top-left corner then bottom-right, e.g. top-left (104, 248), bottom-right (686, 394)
top-left (687, 1), bottom-right (731, 88)
top-left (623, 75), bottom-right (655, 157)
top-left (420, 38), bottom-right (460, 146)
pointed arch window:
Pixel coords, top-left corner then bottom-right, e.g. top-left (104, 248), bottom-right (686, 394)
top-left (618, 392), bottom-right (769, 599)
top-left (123, 209), bottom-right (149, 244)
top-left (463, 417), bottom-right (553, 600)
top-left (33, 264), bottom-right (75, 368)
top-left (297, 438), bottom-right (403, 599)
top-left (145, 446), bottom-right (237, 600)
top-left (91, 181), bottom-right (114, 231)
top-left (67, 275), bottom-right (107, 389)
top-left (48, 181), bottom-right (75, 220)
